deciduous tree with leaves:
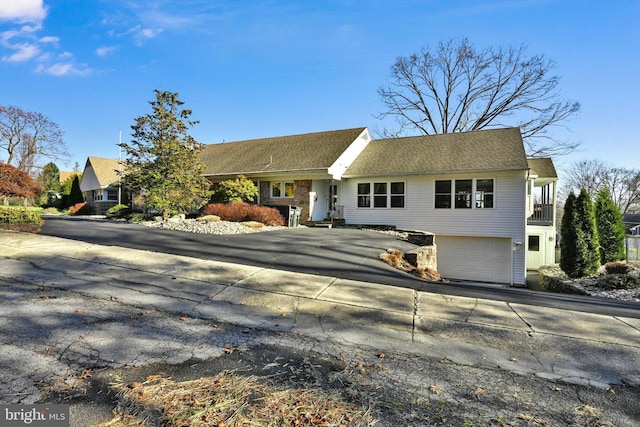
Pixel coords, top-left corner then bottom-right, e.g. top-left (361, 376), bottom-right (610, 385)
top-left (0, 106), bottom-right (68, 174)
top-left (377, 38), bottom-right (580, 157)
top-left (0, 162), bottom-right (41, 205)
top-left (119, 90), bottom-right (210, 217)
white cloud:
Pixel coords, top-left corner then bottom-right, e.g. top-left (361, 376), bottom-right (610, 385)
top-left (96, 46), bottom-right (117, 56)
top-left (39, 35), bottom-right (59, 44)
top-left (0, 0), bottom-right (47, 23)
top-left (35, 62), bottom-right (92, 76)
top-left (2, 42), bottom-right (39, 62)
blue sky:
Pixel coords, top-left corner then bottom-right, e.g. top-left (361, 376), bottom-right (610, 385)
top-left (1, 0), bottom-right (638, 177)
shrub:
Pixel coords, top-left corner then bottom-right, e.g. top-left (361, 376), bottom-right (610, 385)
top-left (129, 212), bottom-right (154, 223)
top-left (0, 207), bottom-right (43, 224)
top-left (106, 204), bottom-right (133, 219)
top-left (594, 274), bottom-right (640, 290)
top-left (69, 202), bottom-right (94, 215)
top-left (200, 203), bottom-right (285, 226)
top-left (595, 188), bottom-right (626, 263)
top-left (604, 262), bottom-right (632, 275)
top-left (211, 175), bottom-right (259, 203)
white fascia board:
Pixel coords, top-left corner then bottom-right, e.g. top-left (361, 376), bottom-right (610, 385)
top-left (327, 128), bottom-right (371, 180)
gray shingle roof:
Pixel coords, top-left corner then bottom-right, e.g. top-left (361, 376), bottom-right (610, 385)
top-left (343, 127), bottom-right (528, 178)
top-left (527, 158), bottom-right (557, 179)
top-left (199, 127), bottom-right (366, 177)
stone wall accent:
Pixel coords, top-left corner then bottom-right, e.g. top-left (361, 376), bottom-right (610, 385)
top-left (405, 245), bottom-right (437, 271)
top-left (259, 179), bottom-right (311, 224)
top-left (88, 201), bottom-right (117, 215)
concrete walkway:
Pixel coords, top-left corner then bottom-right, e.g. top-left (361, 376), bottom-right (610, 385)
top-left (1, 230), bottom-right (639, 390)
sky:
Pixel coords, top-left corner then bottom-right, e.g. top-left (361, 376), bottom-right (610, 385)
top-left (1, 0), bottom-right (639, 179)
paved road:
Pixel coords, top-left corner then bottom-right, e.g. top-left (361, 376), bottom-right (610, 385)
top-left (39, 215), bottom-right (640, 318)
top-left (2, 230), bottom-right (640, 426)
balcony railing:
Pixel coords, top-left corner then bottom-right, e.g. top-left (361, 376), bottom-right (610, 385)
top-left (528, 203), bottom-right (554, 226)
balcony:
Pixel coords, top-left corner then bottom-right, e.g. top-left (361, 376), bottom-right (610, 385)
top-left (528, 203), bottom-right (554, 226)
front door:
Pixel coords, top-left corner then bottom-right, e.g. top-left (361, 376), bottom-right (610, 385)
top-left (526, 234), bottom-right (544, 270)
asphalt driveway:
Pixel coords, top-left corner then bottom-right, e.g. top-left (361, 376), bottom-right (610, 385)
top-left (39, 215), bottom-right (640, 318)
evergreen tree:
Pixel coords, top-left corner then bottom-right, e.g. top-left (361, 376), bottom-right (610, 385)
top-left (575, 188), bottom-right (600, 275)
top-left (595, 187), bottom-right (626, 263)
top-left (561, 190), bottom-right (600, 278)
top-left (68, 175), bottom-right (84, 206)
top-left (560, 191), bottom-right (579, 276)
top-left (119, 90), bottom-right (210, 217)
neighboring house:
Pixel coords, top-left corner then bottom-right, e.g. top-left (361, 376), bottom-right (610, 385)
top-left (623, 214), bottom-right (640, 234)
top-left (525, 158), bottom-right (558, 271)
top-left (59, 171), bottom-right (80, 185)
top-left (200, 126), bottom-right (552, 286)
top-left (79, 157), bottom-right (124, 213)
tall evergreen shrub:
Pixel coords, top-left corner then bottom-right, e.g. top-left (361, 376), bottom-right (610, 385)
top-left (595, 188), bottom-right (626, 263)
top-left (560, 191), bottom-right (580, 277)
top-left (560, 190), bottom-right (601, 278)
top-left (576, 188), bottom-right (600, 275)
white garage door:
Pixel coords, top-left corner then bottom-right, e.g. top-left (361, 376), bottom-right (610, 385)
top-left (437, 236), bottom-right (512, 284)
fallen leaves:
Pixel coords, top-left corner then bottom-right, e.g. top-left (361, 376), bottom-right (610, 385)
top-left (96, 371), bottom-right (373, 427)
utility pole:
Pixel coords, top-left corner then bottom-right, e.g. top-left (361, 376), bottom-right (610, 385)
top-left (118, 129), bottom-right (122, 205)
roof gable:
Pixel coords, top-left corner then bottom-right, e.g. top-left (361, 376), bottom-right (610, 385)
top-left (82, 157), bottom-right (121, 188)
top-left (527, 158), bottom-right (557, 179)
top-left (344, 127), bottom-right (529, 178)
top-left (199, 127), bottom-right (367, 177)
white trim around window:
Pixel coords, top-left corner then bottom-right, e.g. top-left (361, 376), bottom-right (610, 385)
top-left (357, 181), bottom-right (405, 208)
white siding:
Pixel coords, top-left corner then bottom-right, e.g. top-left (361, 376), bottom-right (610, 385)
top-left (79, 165), bottom-right (100, 193)
top-left (342, 171), bottom-right (527, 285)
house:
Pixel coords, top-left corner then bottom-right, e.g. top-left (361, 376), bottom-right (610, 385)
top-left (79, 157), bottom-right (124, 214)
top-left (199, 126), bottom-right (554, 286)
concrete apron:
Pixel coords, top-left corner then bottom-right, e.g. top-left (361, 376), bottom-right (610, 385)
top-left (1, 230), bottom-right (639, 389)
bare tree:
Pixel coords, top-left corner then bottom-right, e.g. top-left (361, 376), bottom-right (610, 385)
top-left (0, 105), bottom-right (68, 175)
top-left (561, 159), bottom-right (640, 213)
top-left (377, 38), bottom-right (580, 157)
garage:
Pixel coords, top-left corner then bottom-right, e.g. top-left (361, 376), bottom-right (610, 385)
top-left (436, 236), bottom-right (512, 284)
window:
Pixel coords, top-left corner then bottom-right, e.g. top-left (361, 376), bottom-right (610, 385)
top-left (357, 183), bottom-right (370, 207)
top-left (435, 178), bottom-right (495, 209)
top-left (357, 181), bottom-right (405, 208)
top-left (271, 181), bottom-right (294, 198)
top-left (390, 182), bottom-right (405, 208)
top-left (374, 182), bottom-right (387, 208)
top-left (455, 180), bottom-right (472, 208)
top-left (107, 189), bottom-right (118, 201)
top-left (528, 235), bottom-right (540, 252)
top-left (475, 179), bottom-right (494, 208)
top-left (435, 180), bottom-right (451, 208)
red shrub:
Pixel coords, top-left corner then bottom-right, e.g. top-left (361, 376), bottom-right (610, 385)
top-left (200, 203), bottom-right (285, 226)
top-left (69, 202), bottom-right (94, 215)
